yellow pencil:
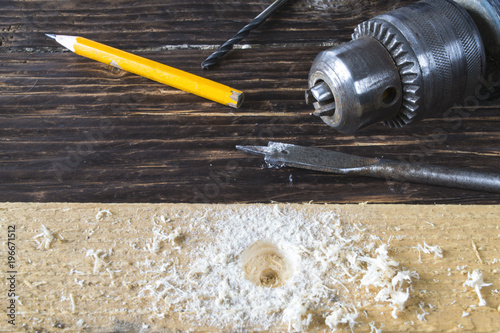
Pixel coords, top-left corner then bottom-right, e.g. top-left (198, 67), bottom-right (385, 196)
top-left (46, 34), bottom-right (244, 108)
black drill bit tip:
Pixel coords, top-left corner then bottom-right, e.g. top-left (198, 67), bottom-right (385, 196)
top-left (201, 0), bottom-right (290, 69)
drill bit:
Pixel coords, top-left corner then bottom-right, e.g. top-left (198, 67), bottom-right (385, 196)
top-left (201, 0), bottom-right (290, 69)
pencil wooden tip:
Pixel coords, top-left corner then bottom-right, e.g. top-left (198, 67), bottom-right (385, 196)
top-left (229, 91), bottom-right (245, 108)
top-left (45, 34), bottom-right (57, 39)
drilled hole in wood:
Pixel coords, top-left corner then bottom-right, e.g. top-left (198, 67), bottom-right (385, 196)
top-left (259, 268), bottom-right (278, 287)
top-left (241, 240), bottom-right (294, 288)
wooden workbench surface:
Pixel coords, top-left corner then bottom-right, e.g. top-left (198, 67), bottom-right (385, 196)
top-left (1, 203), bottom-right (499, 332)
top-left (1, 0), bottom-right (500, 203)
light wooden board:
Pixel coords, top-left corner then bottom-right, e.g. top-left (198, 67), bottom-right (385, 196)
top-left (2, 0), bottom-right (500, 204)
top-left (1, 203), bottom-right (499, 332)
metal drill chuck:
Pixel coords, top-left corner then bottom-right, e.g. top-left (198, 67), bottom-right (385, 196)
top-left (305, 0), bottom-right (490, 134)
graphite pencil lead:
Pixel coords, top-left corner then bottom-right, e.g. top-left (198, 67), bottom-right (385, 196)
top-left (45, 33), bottom-right (57, 39)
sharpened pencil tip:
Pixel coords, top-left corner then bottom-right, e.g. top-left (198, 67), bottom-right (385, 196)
top-left (45, 33), bottom-right (57, 39)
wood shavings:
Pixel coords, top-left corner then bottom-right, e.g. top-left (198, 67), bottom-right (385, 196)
top-left (70, 268), bottom-right (85, 275)
top-left (75, 319), bottom-right (88, 329)
top-left (369, 321), bottom-right (384, 333)
top-left (463, 270), bottom-right (492, 306)
top-left (360, 245), bottom-right (418, 319)
top-left (331, 277), bottom-right (349, 292)
top-left (416, 302), bottom-right (429, 322)
top-left (33, 225), bottom-right (64, 250)
top-left (146, 217), bottom-right (183, 254)
top-left (140, 206), bottom-right (417, 331)
top-left (282, 298), bottom-right (313, 331)
top-left (325, 304), bottom-right (358, 332)
top-left (415, 242), bottom-right (443, 262)
top-left (74, 278), bottom-right (84, 287)
top-left (106, 268), bottom-right (122, 279)
top-left (96, 209), bottom-right (112, 221)
top-left (86, 249), bottom-right (110, 274)
top-left (69, 293), bottom-right (76, 313)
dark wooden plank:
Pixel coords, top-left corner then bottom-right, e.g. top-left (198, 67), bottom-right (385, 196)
top-left (1, 0), bottom-right (500, 203)
top-left (1, 0), bottom-right (417, 51)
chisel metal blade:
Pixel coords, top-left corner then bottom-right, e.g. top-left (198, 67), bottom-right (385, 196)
top-left (236, 141), bottom-right (500, 193)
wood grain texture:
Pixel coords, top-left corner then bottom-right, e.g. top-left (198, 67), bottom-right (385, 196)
top-left (1, 0), bottom-right (500, 203)
top-left (1, 203), bottom-right (499, 332)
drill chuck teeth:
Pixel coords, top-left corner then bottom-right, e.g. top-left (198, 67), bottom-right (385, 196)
top-left (353, 19), bottom-right (422, 127)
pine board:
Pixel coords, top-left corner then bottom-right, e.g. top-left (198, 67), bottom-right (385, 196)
top-left (0, 203), bottom-right (499, 332)
top-left (1, 0), bottom-right (500, 203)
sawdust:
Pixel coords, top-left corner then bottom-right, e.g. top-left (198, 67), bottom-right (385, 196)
top-left (140, 205), bottom-right (417, 331)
